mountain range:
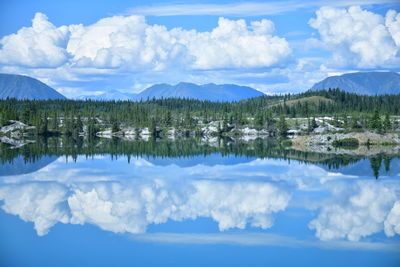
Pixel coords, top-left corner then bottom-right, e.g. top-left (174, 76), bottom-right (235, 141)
top-left (0, 73), bottom-right (66, 100)
top-left (135, 82), bottom-right (265, 101)
top-left (309, 71), bottom-right (400, 95)
top-left (76, 82), bottom-right (265, 102)
top-left (1, 72), bottom-right (400, 101)
top-left (0, 155), bottom-right (59, 176)
top-left (76, 89), bottom-right (137, 101)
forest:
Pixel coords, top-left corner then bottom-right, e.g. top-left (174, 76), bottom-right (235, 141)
top-left (1, 88), bottom-right (400, 137)
top-left (0, 136), bottom-right (393, 179)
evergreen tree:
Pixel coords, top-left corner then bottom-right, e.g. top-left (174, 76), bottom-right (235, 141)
top-left (277, 115), bottom-right (288, 137)
top-left (342, 114), bottom-right (349, 129)
top-left (37, 115), bottom-right (49, 135)
top-left (50, 112), bottom-right (59, 133)
top-left (307, 117), bottom-right (317, 133)
top-left (76, 115), bottom-right (83, 132)
top-left (112, 120), bottom-right (120, 133)
top-left (383, 156), bottom-right (391, 172)
top-left (311, 117), bottom-right (318, 129)
top-left (87, 117), bottom-right (98, 137)
top-left (370, 109), bottom-right (382, 132)
top-left (164, 111), bottom-right (172, 126)
top-left (351, 115), bottom-right (359, 129)
top-left (150, 118), bottom-right (157, 137)
top-left (383, 114), bottom-right (391, 132)
top-left (254, 111), bottom-right (264, 129)
top-left (370, 156), bottom-right (382, 179)
top-left (21, 105), bottom-right (31, 124)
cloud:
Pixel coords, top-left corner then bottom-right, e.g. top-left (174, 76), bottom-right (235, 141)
top-left (0, 5), bottom-right (398, 96)
top-left (0, 178), bottom-right (291, 235)
top-left (309, 6), bottom-right (400, 68)
top-left (240, 61), bottom-right (334, 94)
top-left (132, 232), bottom-right (400, 251)
top-left (126, 1), bottom-right (398, 17)
top-left (0, 13), bottom-right (70, 68)
top-left (309, 181), bottom-right (400, 241)
top-left (56, 87), bottom-right (103, 98)
top-left (384, 201), bottom-right (400, 237)
top-left (1, 154), bottom-right (399, 242)
top-left (0, 182), bottom-right (70, 236)
top-left (0, 13), bottom-right (291, 71)
top-left (386, 9), bottom-right (400, 46)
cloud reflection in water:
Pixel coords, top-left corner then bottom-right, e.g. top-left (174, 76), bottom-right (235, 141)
top-left (0, 155), bottom-right (399, 246)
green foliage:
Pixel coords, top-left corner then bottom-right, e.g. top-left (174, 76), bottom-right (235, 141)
top-left (87, 117), bottom-right (98, 137)
top-left (370, 156), bottom-right (382, 179)
top-left (370, 109), bottom-right (382, 132)
top-left (383, 113), bottom-right (391, 131)
top-left (111, 120), bottom-right (120, 133)
top-left (254, 111), bottom-right (264, 129)
top-left (0, 89), bottom-right (400, 137)
top-left (332, 138), bottom-right (359, 148)
top-left (0, 136), bottom-right (393, 179)
top-left (307, 117), bottom-right (318, 133)
top-left (280, 139), bottom-right (292, 147)
top-left (277, 116), bottom-right (288, 137)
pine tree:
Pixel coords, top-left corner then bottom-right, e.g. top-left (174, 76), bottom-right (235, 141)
top-left (50, 112), bottom-right (59, 133)
top-left (307, 117), bottom-right (317, 133)
top-left (112, 120), bottom-right (120, 133)
top-left (383, 114), bottom-right (391, 132)
top-left (342, 114), bottom-right (348, 129)
top-left (87, 117), bottom-right (97, 137)
top-left (370, 156), bottom-right (382, 179)
top-left (165, 111), bottom-right (172, 126)
top-left (277, 115), bottom-right (288, 137)
top-left (311, 117), bottom-right (318, 129)
top-left (76, 115), bottom-right (83, 132)
top-left (150, 118), bottom-right (157, 137)
top-left (370, 109), bottom-right (382, 133)
top-left (254, 111), bottom-right (264, 130)
top-left (351, 115), bottom-right (359, 129)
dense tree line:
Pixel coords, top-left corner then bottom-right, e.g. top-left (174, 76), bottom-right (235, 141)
top-left (0, 89), bottom-right (400, 137)
top-left (0, 136), bottom-right (394, 178)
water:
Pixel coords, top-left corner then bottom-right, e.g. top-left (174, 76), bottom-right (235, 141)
top-left (0, 137), bottom-right (399, 267)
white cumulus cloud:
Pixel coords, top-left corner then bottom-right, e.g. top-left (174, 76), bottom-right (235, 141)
top-left (384, 201), bottom-right (400, 237)
top-left (0, 13), bottom-right (70, 68)
top-left (309, 181), bottom-right (400, 241)
top-left (0, 183), bottom-right (70, 236)
top-left (0, 13), bottom-right (291, 71)
top-left (309, 6), bottom-right (400, 68)
top-left (0, 179), bottom-right (291, 236)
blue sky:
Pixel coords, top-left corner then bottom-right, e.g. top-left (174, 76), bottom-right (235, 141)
top-left (0, 0), bottom-right (399, 97)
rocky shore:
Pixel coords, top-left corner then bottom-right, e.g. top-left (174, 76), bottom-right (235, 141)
top-left (2, 120), bottom-right (400, 156)
top-left (291, 132), bottom-right (400, 155)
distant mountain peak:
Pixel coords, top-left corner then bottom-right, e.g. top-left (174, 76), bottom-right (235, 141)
top-left (136, 82), bottom-right (264, 102)
top-left (309, 71), bottom-right (400, 95)
top-left (177, 82), bottom-right (192, 86)
top-left (76, 89), bottom-right (137, 101)
top-left (0, 73), bottom-right (66, 100)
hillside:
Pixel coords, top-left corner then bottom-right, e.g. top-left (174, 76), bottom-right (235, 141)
top-left (136, 82), bottom-right (265, 102)
top-left (309, 71), bottom-right (400, 95)
top-left (269, 96), bottom-right (334, 108)
top-left (0, 73), bottom-right (66, 100)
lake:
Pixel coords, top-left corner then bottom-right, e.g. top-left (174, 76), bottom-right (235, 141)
top-left (1, 137), bottom-right (399, 267)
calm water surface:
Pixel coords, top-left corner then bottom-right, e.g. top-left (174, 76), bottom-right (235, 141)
top-left (0, 138), bottom-right (399, 267)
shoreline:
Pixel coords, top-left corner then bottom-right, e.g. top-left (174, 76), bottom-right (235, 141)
top-left (289, 132), bottom-right (400, 156)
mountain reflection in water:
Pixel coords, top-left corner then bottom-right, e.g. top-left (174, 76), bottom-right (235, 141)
top-left (1, 136), bottom-right (399, 178)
